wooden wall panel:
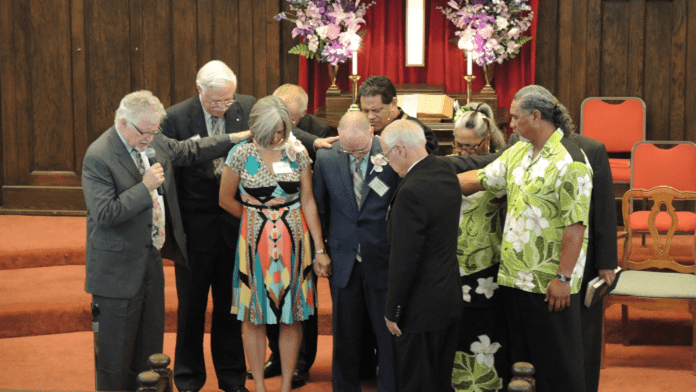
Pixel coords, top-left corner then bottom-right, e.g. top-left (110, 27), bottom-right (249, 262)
top-left (0, 0), bottom-right (299, 214)
top-left (535, 0), bottom-right (693, 143)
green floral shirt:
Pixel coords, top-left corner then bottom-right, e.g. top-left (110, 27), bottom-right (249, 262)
top-left (477, 130), bottom-right (592, 294)
top-left (457, 191), bottom-right (506, 276)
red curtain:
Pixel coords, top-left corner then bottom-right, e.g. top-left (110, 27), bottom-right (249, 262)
top-left (299, 0), bottom-right (539, 115)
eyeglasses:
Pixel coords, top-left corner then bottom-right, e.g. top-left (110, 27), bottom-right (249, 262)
top-left (381, 146), bottom-right (396, 163)
top-left (211, 99), bottom-right (235, 107)
top-left (454, 138), bottom-right (486, 152)
top-left (340, 139), bottom-right (372, 156)
top-left (130, 121), bottom-right (162, 136)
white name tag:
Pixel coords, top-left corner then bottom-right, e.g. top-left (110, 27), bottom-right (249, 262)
top-left (273, 161), bottom-right (293, 174)
top-left (188, 134), bottom-right (201, 141)
top-left (368, 177), bottom-right (389, 197)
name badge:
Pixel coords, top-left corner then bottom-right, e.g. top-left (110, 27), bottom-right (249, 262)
top-left (188, 134), bottom-right (201, 141)
top-left (273, 161), bottom-right (293, 174)
top-left (368, 177), bottom-right (389, 197)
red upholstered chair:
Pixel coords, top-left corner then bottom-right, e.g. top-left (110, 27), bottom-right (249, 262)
top-left (601, 142), bottom-right (696, 375)
top-left (580, 97), bottom-right (646, 183)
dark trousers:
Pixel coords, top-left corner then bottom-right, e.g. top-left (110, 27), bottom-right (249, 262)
top-left (580, 298), bottom-right (604, 392)
top-left (393, 322), bottom-right (459, 392)
top-left (266, 272), bottom-right (319, 373)
top-left (330, 261), bottom-right (395, 392)
top-left (173, 241), bottom-right (246, 391)
top-left (502, 286), bottom-right (586, 392)
top-left (92, 246), bottom-right (165, 391)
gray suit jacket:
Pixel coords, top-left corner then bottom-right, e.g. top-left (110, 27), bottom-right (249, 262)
top-left (313, 138), bottom-right (400, 289)
top-left (82, 127), bottom-right (234, 298)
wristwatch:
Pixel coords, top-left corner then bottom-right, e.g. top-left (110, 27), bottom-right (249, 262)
top-left (555, 273), bottom-right (570, 282)
top-left (315, 248), bottom-right (327, 255)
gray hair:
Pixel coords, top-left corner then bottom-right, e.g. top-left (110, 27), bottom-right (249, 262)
top-left (114, 90), bottom-right (166, 125)
top-left (337, 111), bottom-right (371, 135)
top-left (454, 102), bottom-right (506, 152)
top-left (382, 119), bottom-right (426, 149)
top-left (196, 60), bottom-right (237, 93)
top-left (273, 84), bottom-right (309, 113)
top-left (248, 96), bottom-right (292, 149)
top-left (513, 85), bottom-right (575, 134)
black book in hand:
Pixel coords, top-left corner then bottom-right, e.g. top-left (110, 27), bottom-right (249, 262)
top-left (584, 266), bottom-right (623, 308)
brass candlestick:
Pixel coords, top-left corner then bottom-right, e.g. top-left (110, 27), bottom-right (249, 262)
top-left (348, 74), bottom-right (361, 111)
top-left (463, 75), bottom-right (476, 104)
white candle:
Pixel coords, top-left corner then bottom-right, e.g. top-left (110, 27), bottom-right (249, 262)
top-left (352, 51), bottom-right (358, 75)
top-left (467, 51), bottom-right (472, 76)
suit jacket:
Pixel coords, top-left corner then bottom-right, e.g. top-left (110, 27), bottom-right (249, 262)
top-left (569, 133), bottom-right (618, 293)
top-left (161, 93), bottom-right (256, 250)
top-left (385, 155), bottom-right (463, 333)
top-left (82, 127), bottom-right (235, 299)
top-left (297, 114), bottom-right (331, 138)
top-left (313, 138), bottom-right (400, 290)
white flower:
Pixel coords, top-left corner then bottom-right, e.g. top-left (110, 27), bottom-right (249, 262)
top-left (282, 133), bottom-right (306, 162)
top-left (459, 266), bottom-right (467, 277)
top-left (307, 35), bottom-right (319, 53)
top-left (484, 160), bottom-right (506, 188)
top-left (369, 153), bottom-right (387, 174)
top-left (470, 335), bottom-right (502, 369)
top-left (529, 158), bottom-right (550, 179)
top-left (512, 166), bottom-right (525, 186)
top-left (577, 174), bottom-right (592, 198)
top-left (515, 270), bottom-right (535, 291)
top-left (475, 277), bottom-right (499, 299)
top-left (505, 217), bottom-right (530, 253)
top-left (524, 205), bottom-right (549, 237)
top-left (462, 285), bottom-right (472, 302)
top-left (315, 25), bottom-right (328, 40)
top-left (495, 16), bottom-right (509, 31)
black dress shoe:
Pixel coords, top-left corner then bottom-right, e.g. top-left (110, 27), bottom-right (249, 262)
top-left (225, 387), bottom-right (250, 392)
top-left (291, 370), bottom-right (309, 389)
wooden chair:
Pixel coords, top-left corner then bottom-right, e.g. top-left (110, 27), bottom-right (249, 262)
top-left (603, 186), bottom-right (696, 375)
top-left (580, 97), bottom-right (646, 184)
top-left (629, 141), bottom-right (696, 246)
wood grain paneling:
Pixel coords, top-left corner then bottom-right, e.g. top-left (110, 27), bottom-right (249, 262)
top-left (0, 0), bottom-right (299, 214)
top-left (535, 0), bottom-right (694, 143)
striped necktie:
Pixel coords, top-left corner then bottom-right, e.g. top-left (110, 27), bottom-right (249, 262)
top-left (210, 116), bottom-right (225, 178)
top-left (353, 156), bottom-right (364, 208)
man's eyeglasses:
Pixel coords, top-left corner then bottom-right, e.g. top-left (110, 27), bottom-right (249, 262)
top-left (211, 99), bottom-right (235, 107)
top-left (381, 146), bottom-right (396, 163)
top-left (340, 146), bottom-right (372, 155)
top-left (130, 122), bottom-right (162, 136)
top-left (454, 138), bottom-right (486, 152)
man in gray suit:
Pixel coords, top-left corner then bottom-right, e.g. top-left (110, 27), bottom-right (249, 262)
top-left (82, 90), bottom-right (249, 391)
top-left (313, 111), bottom-right (400, 392)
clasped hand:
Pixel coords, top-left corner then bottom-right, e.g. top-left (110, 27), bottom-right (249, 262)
top-left (313, 253), bottom-right (332, 278)
top-left (143, 163), bottom-right (164, 192)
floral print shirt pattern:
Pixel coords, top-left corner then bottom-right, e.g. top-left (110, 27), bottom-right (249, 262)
top-left (477, 130), bottom-right (592, 294)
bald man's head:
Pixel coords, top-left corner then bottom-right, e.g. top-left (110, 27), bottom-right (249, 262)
top-left (338, 111), bottom-right (373, 158)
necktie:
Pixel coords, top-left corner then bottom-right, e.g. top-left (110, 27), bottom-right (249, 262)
top-left (353, 156), bottom-right (364, 208)
top-left (135, 151), bottom-right (165, 250)
top-left (210, 116), bottom-right (225, 178)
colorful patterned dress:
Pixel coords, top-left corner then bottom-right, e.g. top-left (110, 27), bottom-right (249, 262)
top-left (225, 141), bottom-right (316, 325)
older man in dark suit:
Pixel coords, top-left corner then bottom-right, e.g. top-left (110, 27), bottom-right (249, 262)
top-left (382, 119), bottom-right (463, 392)
top-left (82, 90), bottom-right (248, 391)
top-left (161, 60), bottom-right (253, 392)
top-left (313, 111), bottom-right (400, 392)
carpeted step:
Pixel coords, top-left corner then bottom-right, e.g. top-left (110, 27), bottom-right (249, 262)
top-left (0, 265), bottom-right (333, 338)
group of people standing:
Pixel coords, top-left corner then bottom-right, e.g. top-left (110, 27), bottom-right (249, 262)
top-left (82, 56), bottom-right (616, 392)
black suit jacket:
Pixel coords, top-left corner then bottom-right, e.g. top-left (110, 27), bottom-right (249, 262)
top-left (569, 133), bottom-right (618, 294)
top-left (82, 127), bottom-right (234, 298)
top-left (161, 93), bottom-right (256, 250)
top-left (385, 155), bottom-right (463, 333)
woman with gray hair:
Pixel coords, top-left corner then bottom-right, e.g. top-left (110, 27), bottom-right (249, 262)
top-left (452, 102), bottom-right (506, 156)
top-left (219, 96), bottom-right (329, 392)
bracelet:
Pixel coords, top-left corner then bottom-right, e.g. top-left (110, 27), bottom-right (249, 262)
top-left (555, 273), bottom-right (570, 282)
top-left (315, 248), bottom-right (327, 254)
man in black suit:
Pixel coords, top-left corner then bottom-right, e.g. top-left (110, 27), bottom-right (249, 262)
top-left (83, 90), bottom-right (248, 391)
top-left (381, 119), bottom-right (463, 392)
top-left (161, 60), bottom-right (254, 392)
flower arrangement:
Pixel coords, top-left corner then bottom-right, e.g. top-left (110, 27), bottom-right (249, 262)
top-left (440, 0), bottom-right (533, 66)
top-left (275, 0), bottom-right (376, 65)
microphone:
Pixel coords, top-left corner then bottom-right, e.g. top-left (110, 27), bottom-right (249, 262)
top-left (145, 148), bottom-right (163, 195)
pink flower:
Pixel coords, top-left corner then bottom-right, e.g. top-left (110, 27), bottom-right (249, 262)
top-left (326, 24), bottom-right (341, 40)
top-left (370, 153), bottom-right (388, 173)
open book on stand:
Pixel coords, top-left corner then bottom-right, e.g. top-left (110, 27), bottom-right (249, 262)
top-left (584, 266), bottom-right (623, 308)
